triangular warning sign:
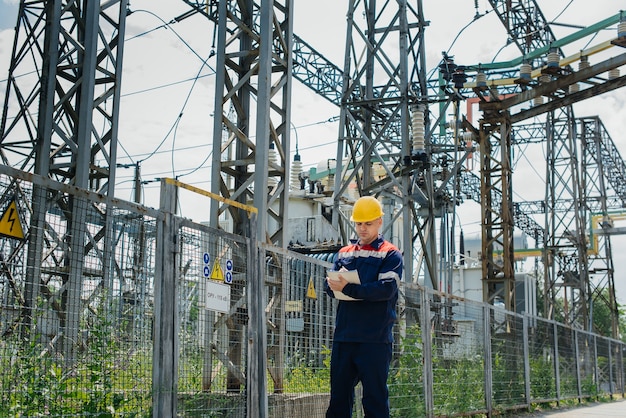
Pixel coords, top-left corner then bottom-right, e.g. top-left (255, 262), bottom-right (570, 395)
top-left (211, 260), bottom-right (224, 281)
top-left (306, 277), bottom-right (317, 299)
top-left (0, 200), bottom-right (24, 240)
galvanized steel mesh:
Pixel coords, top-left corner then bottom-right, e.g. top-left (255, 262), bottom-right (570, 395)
top-left (0, 173), bottom-right (624, 417)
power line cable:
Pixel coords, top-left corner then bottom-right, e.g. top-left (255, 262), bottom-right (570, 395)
top-left (550, 0), bottom-right (575, 25)
top-left (170, 59), bottom-right (215, 180)
top-left (115, 117), bottom-right (339, 166)
top-left (120, 9), bottom-right (216, 166)
top-left (426, 9), bottom-right (491, 82)
top-left (112, 8), bottom-right (218, 202)
top-left (121, 73), bottom-right (214, 97)
top-left (115, 116), bottom-right (340, 189)
top-left (128, 9), bottom-right (217, 70)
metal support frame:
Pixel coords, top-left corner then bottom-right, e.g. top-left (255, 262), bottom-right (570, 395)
top-left (487, 0), bottom-right (558, 56)
top-left (0, 0), bottom-right (129, 364)
top-left (152, 179), bottom-right (180, 417)
top-left (184, 1), bottom-right (626, 332)
top-left (544, 109), bottom-right (590, 328)
top-left (2, 0), bottom-right (625, 379)
top-left (474, 1), bottom-right (625, 331)
top-left (580, 117), bottom-right (619, 339)
top-left (332, 0), bottom-right (429, 285)
top-left (209, 0), bottom-right (293, 247)
top-left (479, 111), bottom-right (516, 310)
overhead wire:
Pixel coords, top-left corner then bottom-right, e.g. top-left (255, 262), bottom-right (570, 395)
top-left (168, 51), bottom-right (215, 180)
top-left (121, 9), bottom-right (216, 165)
top-left (128, 9), bottom-right (216, 68)
top-left (548, 0), bottom-right (599, 50)
top-left (426, 8), bottom-right (491, 82)
top-left (121, 74), bottom-right (214, 98)
top-left (113, 8), bottom-right (218, 202)
top-left (115, 117), bottom-right (341, 190)
top-left (120, 3), bottom-right (577, 204)
top-left (115, 117), bottom-right (339, 169)
top-left (550, 0), bottom-right (575, 25)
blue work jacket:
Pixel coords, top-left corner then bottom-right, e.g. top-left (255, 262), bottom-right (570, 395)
top-left (325, 235), bottom-right (403, 343)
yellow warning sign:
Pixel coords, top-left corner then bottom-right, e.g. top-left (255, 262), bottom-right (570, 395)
top-left (211, 260), bottom-right (224, 281)
top-left (306, 277), bottom-right (317, 299)
top-left (0, 200), bottom-right (24, 240)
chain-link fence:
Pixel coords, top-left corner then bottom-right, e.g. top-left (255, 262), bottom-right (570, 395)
top-left (0, 167), bottom-right (160, 416)
top-left (0, 168), bottom-right (624, 417)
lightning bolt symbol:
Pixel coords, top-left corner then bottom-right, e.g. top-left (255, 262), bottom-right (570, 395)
top-left (7, 207), bottom-right (16, 232)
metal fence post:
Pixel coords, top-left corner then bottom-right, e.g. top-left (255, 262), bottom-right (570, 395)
top-left (421, 289), bottom-right (434, 417)
top-left (553, 322), bottom-right (561, 404)
top-left (523, 314), bottom-right (531, 409)
top-left (593, 334), bottom-right (599, 396)
top-left (617, 342), bottom-right (624, 398)
top-left (609, 340), bottom-right (614, 397)
top-left (247, 212), bottom-right (268, 417)
top-left (618, 343), bottom-right (625, 398)
top-left (152, 179), bottom-right (180, 417)
top-left (483, 305), bottom-right (493, 415)
top-left (574, 329), bottom-right (582, 401)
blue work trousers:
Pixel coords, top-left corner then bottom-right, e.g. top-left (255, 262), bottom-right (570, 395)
top-left (326, 341), bottom-right (393, 418)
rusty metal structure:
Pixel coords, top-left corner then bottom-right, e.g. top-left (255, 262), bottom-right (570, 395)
top-left (2, 1), bottom-right (626, 365)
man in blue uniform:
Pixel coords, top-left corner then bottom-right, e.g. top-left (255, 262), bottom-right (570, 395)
top-left (325, 196), bottom-right (403, 418)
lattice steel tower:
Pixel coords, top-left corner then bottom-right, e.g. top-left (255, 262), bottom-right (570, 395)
top-left (1, 0), bottom-right (129, 364)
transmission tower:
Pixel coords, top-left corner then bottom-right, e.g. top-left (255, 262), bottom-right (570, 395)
top-left (330, 0), bottom-right (443, 287)
top-left (0, 0), bottom-right (129, 364)
top-left (3, 3), bottom-right (625, 374)
top-left (480, 1), bottom-right (626, 331)
top-left (196, 1), bottom-right (292, 246)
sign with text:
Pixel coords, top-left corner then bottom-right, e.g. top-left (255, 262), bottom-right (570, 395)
top-left (205, 280), bottom-right (230, 313)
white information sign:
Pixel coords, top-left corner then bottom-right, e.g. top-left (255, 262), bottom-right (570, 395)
top-left (205, 280), bottom-right (231, 313)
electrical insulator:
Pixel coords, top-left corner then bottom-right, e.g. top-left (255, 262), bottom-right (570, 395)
top-left (439, 56), bottom-right (457, 81)
top-left (268, 143), bottom-right (278, 188)
top-left (411, 104), bottom-right (425, 153)
top-left (452, 66), bottom-right (468, 89)
top-left (579, 56), bottom-right (590, 70)
top-left (290, 153), bottom-right (303, 191)
top-left (547, 51), bottom-right (560, 69)
top-left (619, 21), bottom-right (626, 38)
top-left (519, 63), bottom-right (532, 81)
top-left (476, 71), bottom-right (487, 88)
top-left (570, 57), bottom-right (590, 93)
top-left (534, 74), bottom-right (551, 106)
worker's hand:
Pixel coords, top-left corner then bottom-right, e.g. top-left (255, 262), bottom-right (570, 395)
top-left (327, 274), bottom-right (348, 292)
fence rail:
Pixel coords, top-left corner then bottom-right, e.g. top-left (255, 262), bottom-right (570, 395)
top-left (0, 168), bottom-right (623, 417)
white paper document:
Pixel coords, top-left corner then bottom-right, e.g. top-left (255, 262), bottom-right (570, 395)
top-left (327, 270), bottom-right (361, 301)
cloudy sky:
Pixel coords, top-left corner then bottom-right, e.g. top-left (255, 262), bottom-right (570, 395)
top-left (1, 0), bottom-right (625, 299)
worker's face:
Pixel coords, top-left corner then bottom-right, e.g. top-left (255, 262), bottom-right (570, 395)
top-left (355, 217), bottom-right (382, 246)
